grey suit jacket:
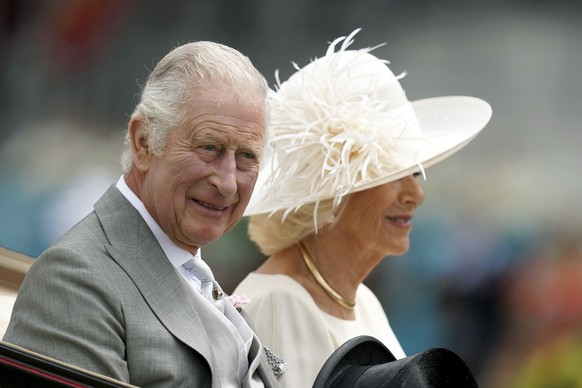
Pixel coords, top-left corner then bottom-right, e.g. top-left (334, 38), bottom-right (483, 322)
top-left (3, 185), bottom-right (279, 388)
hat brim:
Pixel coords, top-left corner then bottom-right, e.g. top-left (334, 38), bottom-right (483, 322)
top-left (312, 335), bottom-right (396, 388)
top-left (313, 335), bottom-right (479, 388)
top-left (245, 95), bottom-right (492, 216)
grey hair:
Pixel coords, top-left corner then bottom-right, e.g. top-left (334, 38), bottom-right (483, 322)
top-left (248, 196), bottom-right (350, 255)
top-left (121, 41), bottom-right (270, 173)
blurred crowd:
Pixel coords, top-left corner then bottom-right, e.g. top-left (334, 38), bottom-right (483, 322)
top-left (2, 1), bottom-right (582, 386)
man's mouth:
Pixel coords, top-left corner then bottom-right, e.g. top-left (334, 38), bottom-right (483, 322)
top-left (195, 200), bottom-right (228, 211)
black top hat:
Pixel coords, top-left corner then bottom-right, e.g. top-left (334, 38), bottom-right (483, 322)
top-left (313, 335), bottom-right (478, 388)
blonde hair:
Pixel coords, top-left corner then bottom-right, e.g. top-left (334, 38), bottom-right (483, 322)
top-left (248, 196), bottom-right (350, 255)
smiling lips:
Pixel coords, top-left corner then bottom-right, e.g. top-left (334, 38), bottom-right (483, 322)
top-left (195, 199), bottom-right (229, 211)
top-left (385, 215), bottom-right (413, 227)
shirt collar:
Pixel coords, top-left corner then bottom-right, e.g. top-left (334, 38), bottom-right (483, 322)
top-left (115, 175), bottom-right (199, 268)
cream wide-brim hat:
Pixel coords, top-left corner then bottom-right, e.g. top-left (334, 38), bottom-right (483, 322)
top-left (245, 29), bottom-right (492, 218)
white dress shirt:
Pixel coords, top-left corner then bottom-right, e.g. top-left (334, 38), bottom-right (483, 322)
top-left (116, 176), bottom-right (263, 387)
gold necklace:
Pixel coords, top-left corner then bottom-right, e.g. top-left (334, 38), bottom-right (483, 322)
top-left (296, 241), bottom-right (356, 310)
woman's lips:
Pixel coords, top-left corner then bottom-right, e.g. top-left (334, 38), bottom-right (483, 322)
top-left (385, 215), bottom-right (413, 227)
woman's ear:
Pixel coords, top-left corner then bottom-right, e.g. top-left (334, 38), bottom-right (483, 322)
top-left (128, 117), bottom-right (152, 172)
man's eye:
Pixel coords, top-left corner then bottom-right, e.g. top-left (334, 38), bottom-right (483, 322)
top-left (201, 145), bottom-right (218, 152)
top-left (236, 150), bottom-right (259, 170)
top-left (239, 151), bottom-right (256, 160)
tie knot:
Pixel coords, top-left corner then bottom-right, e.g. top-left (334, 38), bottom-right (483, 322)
top-left (181, 257), bottom-right (225, 311)
top-left (183, 257), bottom-right (214, 283)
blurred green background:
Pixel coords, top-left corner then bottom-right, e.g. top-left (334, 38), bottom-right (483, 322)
top-left (1, 1), bottom-right (582, 386)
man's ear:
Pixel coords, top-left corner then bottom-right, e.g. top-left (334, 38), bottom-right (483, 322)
top-left (128, 117), bottom-right (152, 172)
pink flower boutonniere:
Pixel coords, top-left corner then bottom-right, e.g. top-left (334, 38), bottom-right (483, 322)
top-left (227, 294), bottom-right (250, 311)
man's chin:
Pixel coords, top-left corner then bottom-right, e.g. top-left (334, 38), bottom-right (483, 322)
top-left (189, 227), bottom-right (230, 247)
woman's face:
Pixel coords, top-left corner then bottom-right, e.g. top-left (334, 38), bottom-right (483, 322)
top-left (335, 174), bottom-right (425, 257)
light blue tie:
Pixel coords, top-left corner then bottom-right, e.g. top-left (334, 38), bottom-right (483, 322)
top-left (182, 257), bottom-right (225, 313)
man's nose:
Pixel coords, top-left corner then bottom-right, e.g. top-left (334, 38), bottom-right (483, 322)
top-left (209, 153), bottom-right (237, 196)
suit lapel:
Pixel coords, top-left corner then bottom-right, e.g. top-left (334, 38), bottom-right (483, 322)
top-left (240, 310), bottom-right (281, 387)
top-left (94, 186), bottom-right (213, 365)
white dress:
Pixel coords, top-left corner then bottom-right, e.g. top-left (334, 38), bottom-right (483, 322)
top-left (234, 273), bottom-right (406, 388)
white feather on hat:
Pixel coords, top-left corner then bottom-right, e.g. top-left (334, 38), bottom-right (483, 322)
top-left (246, 29), bottom-right (492, 220)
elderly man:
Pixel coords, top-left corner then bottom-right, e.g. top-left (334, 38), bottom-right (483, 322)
top-left (3, 41), bottom-right (280, 387)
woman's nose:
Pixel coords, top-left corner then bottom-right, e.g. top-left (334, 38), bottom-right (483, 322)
top-left (399, 175), bottom-right (425, 206)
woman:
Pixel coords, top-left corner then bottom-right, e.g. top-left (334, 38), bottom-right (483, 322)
top-left (234, 29), bottom-right (492, 387)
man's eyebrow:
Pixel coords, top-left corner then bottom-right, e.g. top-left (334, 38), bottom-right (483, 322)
top-left (191, 129), bottom-right (264, 156)
top-left (243, 143), bottom-right (263, 158)
top-left (191, 131), bottom-right (220, 144)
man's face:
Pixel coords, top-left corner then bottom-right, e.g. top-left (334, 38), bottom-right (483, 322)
top-left (140, 86), bottom-right (266, 252)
